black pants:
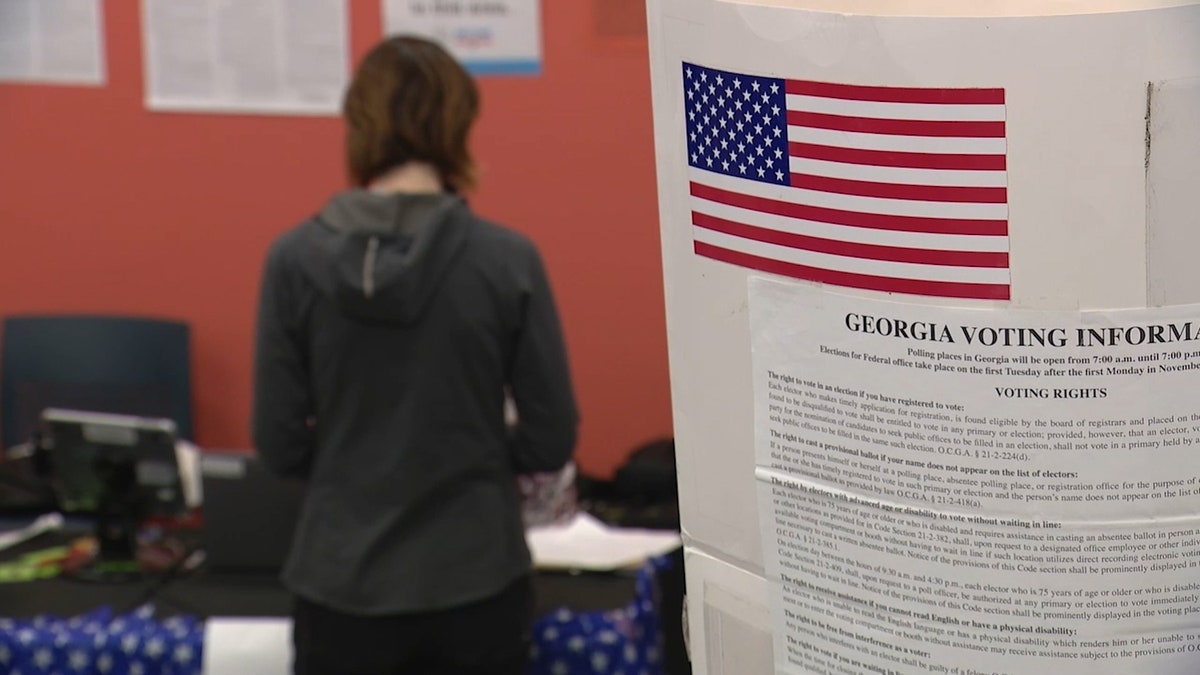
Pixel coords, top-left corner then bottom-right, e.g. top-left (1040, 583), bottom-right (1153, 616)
top-left (292, 575), bottom-right (534, 675)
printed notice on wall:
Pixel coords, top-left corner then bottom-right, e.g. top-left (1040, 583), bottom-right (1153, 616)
top-left (0, 0), bottom-right (105, 85)
top-left (751, 277), bottom-right (1200, 674)
top-left (142, 0), bottom-right (348, 115)
top-left (383, 0), bottom-right (541, 76)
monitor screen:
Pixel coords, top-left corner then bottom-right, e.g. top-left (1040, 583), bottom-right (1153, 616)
top-left (41, 408), bottom-right (185, 517)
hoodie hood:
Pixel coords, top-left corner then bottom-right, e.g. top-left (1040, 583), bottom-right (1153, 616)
top-left (299, 190), bottom-right (469, 325)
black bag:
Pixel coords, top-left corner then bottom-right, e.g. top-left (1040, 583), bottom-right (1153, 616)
top-left (613, 437), bottom-right (678, 503)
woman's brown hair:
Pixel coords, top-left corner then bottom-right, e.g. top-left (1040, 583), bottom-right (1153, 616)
top-left (343, 36), bottom-right (480, 191)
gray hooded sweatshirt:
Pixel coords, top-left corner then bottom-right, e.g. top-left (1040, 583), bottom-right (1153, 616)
top-left (252, 190), bottom-right (578, 614)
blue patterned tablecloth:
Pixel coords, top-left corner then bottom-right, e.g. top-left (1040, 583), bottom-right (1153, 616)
top-left (529, 556), bottom-right (669, 675)
top-left (0, 556), bottom-right (670, 675)
top-left (0, 605), bottom-right (203, 675)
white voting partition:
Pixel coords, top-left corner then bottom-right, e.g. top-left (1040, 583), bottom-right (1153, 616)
top-left (646, 1), bottom-right (1200, 672)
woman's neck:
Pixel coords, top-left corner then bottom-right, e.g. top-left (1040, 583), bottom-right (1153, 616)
top-left (367, 162), bottom-right (443, 194)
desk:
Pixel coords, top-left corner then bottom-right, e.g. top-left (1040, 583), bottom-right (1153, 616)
top-left (3, 565), bottom-right (640, 621)
top-left (1, 515), bottom-right (644, 617)
top-left (0, 528), bottom-right (686, 674)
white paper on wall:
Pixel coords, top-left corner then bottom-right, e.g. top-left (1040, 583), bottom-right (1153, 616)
top-left (141, 0), bottom-right (349, 115)
top-left (382, 0), bottom-right (541, 76)
top-left (751, 276), bottom-right (1200, 673)
top-left (0, 0), bottom-right (105, 85)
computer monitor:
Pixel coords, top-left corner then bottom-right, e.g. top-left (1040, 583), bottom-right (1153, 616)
top-left (40, 408), bottom-right (186, 581)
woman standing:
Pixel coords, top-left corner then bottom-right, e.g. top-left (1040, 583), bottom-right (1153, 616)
top-left (252, 35), bottom-right (578, 674)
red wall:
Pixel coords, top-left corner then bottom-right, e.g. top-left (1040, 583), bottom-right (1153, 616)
top-left (0, 0), bottom-right (670, 477)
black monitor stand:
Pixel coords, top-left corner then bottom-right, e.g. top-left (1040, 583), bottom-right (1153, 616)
top-left (62, 455), bottom-right (145, 583)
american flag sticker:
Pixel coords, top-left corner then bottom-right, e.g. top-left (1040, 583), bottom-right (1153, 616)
top-left (683, 62), bottom-right (1010, 300)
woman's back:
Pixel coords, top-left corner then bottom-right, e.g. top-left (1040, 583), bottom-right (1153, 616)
top-left (255, 191), bottom-right (576, 613)
top-left (253, 35), bottom-right (578, 674)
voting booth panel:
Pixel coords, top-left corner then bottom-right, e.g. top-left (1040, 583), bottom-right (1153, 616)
top-left (647, 1), bottom-right (1200, 672)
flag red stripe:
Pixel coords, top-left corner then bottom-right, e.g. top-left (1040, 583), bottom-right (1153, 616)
top-left (695, 242), bottom-right (1010, 300)
top-left (785, 80), bottom-right (1005, 105)
top-left (690, 182), bottom-right (1007, 236)
top-left (789, 172), bottom-right (1006, 204)
top-left (692, 213), bottom-right (1008, 268)
top-left (790, 142), bottom-right (1006, 171)
top-left (788, 111), bottom-right (1005, 138)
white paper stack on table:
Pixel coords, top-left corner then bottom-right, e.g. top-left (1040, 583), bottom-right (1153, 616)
top-left (526, 512), bottom-right (682, 571)
top-left (202, 618), bottom-right (292, 675)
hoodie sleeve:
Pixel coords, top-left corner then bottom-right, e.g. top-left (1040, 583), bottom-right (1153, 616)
top-left (252, 240), bottom-right (315, 478)
top-left (507, 244), bottom-right (579, 473)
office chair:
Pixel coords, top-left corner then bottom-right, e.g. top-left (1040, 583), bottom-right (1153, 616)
top-left (0, 315), bottom-right (194, 451)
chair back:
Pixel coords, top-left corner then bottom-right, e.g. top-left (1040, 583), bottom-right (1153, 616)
top-left (0, 315), bottom-right (193, 450)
